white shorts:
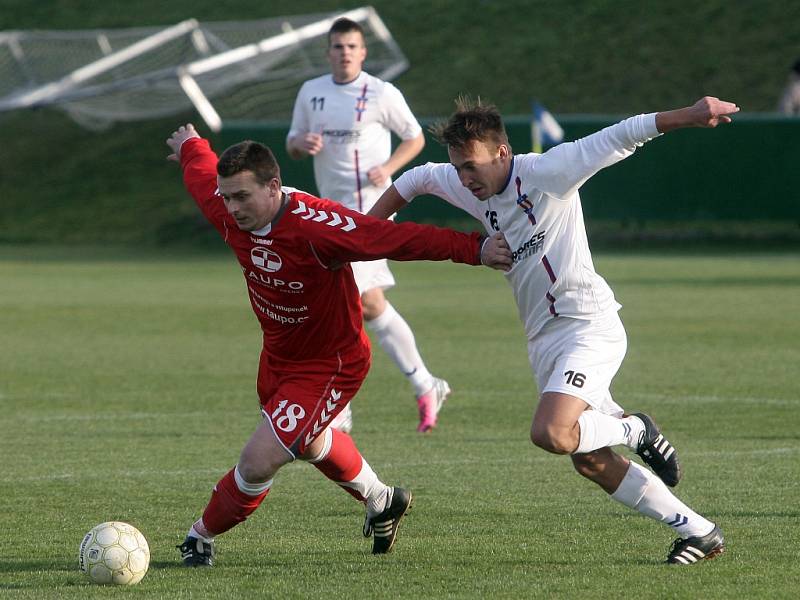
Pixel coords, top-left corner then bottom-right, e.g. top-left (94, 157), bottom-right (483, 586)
top-left (351, 259), bottom-right (396, 296)
top-left (527, 312), bottom-right (627, 416)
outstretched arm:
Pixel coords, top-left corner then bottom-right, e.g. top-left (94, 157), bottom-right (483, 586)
top-left (165, 123), bottom-right (227, 228)
top-left (367, 185), bottom-right (410, 220)
top-left (655, 96), bottom-right (739, 133)
top-left (365, 186), bottom-right (512, 271)
top-left (531, 96), bottom-right (739, 200)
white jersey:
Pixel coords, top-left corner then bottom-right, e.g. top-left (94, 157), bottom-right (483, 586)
top-left (288, 71), bottom-right (422, 213)
top-left (394, 113), bottom-right (661, 340)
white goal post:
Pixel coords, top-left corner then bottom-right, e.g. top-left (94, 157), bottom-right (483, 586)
top-left (0, 7), bottom-right (408, 131)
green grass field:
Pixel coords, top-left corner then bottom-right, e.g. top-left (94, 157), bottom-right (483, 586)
top-left (1, 248), bottom-right (798, 598)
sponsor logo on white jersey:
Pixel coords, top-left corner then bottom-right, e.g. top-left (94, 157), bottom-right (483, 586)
top-left (322, 129), bottom-right (360, 144)
top-left (251, 246), bottom-right (282, 272)
top-left (512, 230), bottom-right (547, 263)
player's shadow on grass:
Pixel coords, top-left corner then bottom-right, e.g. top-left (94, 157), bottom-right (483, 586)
top-left (0, 561), bottom-right (81, 590)
top-left (713, 510), bottom-right (800, 518)
top-left (0, 561), bottom-right (74, 574)
top-left (149, 560), bottom-right (195, 570)
top-left (736, 435), bottom-right (800, 440)
top-left (609, 276), bottom-right (799, 287)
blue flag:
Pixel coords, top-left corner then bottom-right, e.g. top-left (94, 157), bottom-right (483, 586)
top-left (531, 102), bottom-right (564, 153)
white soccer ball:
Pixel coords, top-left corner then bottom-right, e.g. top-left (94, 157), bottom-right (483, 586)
top-left (78, 521), bottom-right (150, 585)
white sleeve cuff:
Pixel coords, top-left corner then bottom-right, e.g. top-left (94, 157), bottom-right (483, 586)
top-left (641, 113), bottom-right (661, 139)
top-left (393, 171), bottom-right (417, 202)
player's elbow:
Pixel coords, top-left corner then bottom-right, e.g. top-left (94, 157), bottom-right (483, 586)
top-left (285, 139), bottom-right (303, 161)
top-left (286, 147), bottom-right (301, 161)
top-left (413, 132), bottom-right (426, 153)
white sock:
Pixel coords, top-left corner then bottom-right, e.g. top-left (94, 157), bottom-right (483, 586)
top-left (575, 412), bottom-right (644, 454)
top-left (189, 521), bottom-right (214, 543)
top-left (337, 457), bottom-right (391, 516)
top-left (611, 461), bottom-right (715, 539)
top-left (233, 464), bottom-right (273, 496)
top-left (367, 486), bottom-right (392, 518)
top-left (366, 302), bottom-right (433, 396)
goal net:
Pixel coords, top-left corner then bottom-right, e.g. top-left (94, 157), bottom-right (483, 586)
top-left (0, 7), bottom-right (408, 131)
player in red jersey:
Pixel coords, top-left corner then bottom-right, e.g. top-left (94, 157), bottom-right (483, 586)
top-left (166, 124), bottom-right (512, 565)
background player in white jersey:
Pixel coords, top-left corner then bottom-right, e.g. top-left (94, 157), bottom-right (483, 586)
top-left (286, 18), bottom-right (447, 434)
top-left (368, 95), bottom-right (739, 565)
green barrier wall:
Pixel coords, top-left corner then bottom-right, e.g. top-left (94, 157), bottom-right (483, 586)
top-left (221, 115), bottom-right (800, 226)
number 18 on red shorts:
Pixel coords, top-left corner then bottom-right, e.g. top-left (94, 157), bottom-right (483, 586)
top-left (257, 347), bottom-right (370, 457)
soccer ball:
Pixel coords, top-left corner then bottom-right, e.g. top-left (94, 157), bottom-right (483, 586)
top-left (78, 521), bottom-right (150, 585)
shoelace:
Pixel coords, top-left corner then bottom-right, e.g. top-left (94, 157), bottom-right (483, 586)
top-left (668, 536), bottom-right (688, 556)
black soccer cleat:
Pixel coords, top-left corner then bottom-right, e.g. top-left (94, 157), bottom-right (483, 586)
top-left (362, 487), bottom-right (413, 554)
top-left (632, 412), bottom-right (683, 487)
top-left (177, 535), bottom-right (215, 567)
top-left (667, 525), bottom-right (725, 564)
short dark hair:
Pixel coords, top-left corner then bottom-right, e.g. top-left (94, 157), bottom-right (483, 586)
top-left (217, 141), bottom-right (280, 185)
top-left (793, 59), bottom-right (800, 75)
top-left (430, 96), bottom-right (510, 151)
top-left (328, 17), bottom-right (364, 45)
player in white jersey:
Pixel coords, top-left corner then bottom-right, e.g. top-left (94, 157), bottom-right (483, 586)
top-left (287, 18), bottom-right (449, 434)
top-left (368, 95), bottom-right (740, 565)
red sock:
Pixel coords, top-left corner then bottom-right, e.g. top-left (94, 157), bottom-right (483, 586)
top-left (312, 429), bottom-right (366, 502)
top-left (200, 468), bottom-right (270, 536)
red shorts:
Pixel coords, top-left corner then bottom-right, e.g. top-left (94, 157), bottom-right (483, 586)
top-left (256, 338), bottom-right (370, 457)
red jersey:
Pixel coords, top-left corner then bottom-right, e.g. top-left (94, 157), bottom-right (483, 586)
top-left (180, 138), bottom-right (482, 362)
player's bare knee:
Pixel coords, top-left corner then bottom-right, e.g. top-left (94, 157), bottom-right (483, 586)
top-left (530, 423), bottom-right (575, 455)
top-left (360, 289), bottom-right (386, 321)
top-left (237, 453), bottom-right (279, 483)
top-left (361, 303), bottom-right (380, 321)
